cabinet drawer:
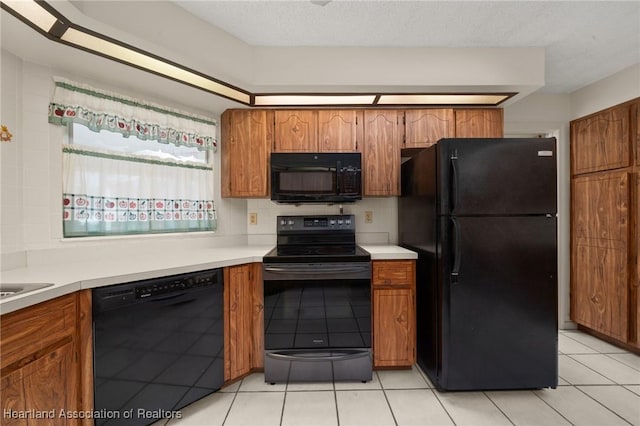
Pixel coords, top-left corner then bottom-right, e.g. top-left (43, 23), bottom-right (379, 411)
top-left (0, 294), bottom-right (77, 370)
top-left (372, 261), bottom-right (415, 286)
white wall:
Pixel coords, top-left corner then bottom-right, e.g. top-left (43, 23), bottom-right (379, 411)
top-left (570, 64), bottom-right (640, 119)
top-left (0, 51), bottom-right (248, 269)
top-left (504, 93), bottom-right (573, 329)
top-left (246, 198), bottom-right (398, 246)
top-left (0, 50), bottom-right (25, 268)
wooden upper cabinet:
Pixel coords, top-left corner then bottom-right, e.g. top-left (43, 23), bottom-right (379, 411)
top-left (571, 105), bottom-right (630, 175)
top-left (318, 110), bottom-right (362, 152)
top-left (571, 171), bottom-right (629, 342)
top-left (274, 110), bottom-right (318, 152)
top-left (454, 108), bottom-right (504, 138)
top-left (363, 110), bottom-right (401, 196)
top-left (404, 109), bottom-right (455, 148)
top-left (221, 109), bottom-right (272, 198)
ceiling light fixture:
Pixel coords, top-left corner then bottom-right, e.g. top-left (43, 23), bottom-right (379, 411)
top-left (376, 94), bottom-right (512, 106)
top-left (1, 0), bottom-right (56, 32)
top-left (1, 0), bottom-right (516, 108)
top-left (60, 27), bottom-right (250, 104)
top-left (254, 94), bottom-right (377, 106)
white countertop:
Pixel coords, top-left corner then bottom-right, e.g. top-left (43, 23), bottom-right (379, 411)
top-left (0, 244), bottom-right (416, 315)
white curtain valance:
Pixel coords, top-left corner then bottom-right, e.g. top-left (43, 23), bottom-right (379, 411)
top-left (48, 77), bottom-right (217, 151)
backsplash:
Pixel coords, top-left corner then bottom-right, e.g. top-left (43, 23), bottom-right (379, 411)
top-left (246, 197), bottom-right (398, 246)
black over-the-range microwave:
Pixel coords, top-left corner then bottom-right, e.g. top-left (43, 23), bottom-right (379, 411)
top-left (270, 152), bottom-right (362, 203)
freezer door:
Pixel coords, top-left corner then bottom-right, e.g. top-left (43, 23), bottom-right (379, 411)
top-left (437, 138), bottom-right (557, 215)
top-left (438, 215), bottom-right (558, 390)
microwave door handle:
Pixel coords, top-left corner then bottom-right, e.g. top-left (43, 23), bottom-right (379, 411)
top-left (336, 160), bottom-right (341, 193)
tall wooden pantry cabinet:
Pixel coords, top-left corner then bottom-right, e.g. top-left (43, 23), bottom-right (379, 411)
top-left (570, 99), bottom-right (640, 350)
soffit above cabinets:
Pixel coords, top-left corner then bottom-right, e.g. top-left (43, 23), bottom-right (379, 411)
top-left (4, 1), bottom-right (636, 114)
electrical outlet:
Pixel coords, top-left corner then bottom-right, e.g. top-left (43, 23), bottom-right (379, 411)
top-left (249, 212), bottom-right (258, 225)
top-left (364, 211), bottom-right (373, 224)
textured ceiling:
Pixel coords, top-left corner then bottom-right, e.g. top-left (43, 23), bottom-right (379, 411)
top-left (173, 0), bottom-right (640, 93)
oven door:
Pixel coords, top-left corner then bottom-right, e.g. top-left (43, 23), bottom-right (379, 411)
top-left (263, 262), bottom-right (372, 382)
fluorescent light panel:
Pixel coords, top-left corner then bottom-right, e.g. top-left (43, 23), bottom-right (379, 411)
top-left (2, 0), bottom-right (57, 32)
top-left (377, 94), bottom-right (510, 105)
top-left (61, 28), bottom-right (250, 104)
top-left (254, 94), bottom-right (376, 106)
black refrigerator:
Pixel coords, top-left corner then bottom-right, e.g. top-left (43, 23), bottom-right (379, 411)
top-left (399, 138), bottom-right (558, 391)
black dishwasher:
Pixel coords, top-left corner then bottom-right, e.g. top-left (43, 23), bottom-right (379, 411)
top-left (92, 269), bottom-right (223, 425)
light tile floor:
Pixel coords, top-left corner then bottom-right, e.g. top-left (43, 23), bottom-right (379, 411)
top-left (153, 330), bottom-right (640, 426)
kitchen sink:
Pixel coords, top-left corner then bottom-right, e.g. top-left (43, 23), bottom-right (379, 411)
top-left (0, 283), bottom-right (55, 299)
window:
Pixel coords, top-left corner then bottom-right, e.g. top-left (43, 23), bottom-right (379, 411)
top-left (50, 78), bottom-right (217, 238)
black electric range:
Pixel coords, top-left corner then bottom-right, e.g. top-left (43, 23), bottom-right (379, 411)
top-left (262, 214), bottom-right (372, 384)
top-left (262, 214), bottom-right (371, 263)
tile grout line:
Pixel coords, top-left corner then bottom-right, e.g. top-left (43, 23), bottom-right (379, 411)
top-left (530, 388), bottom-right (576, 426)
top-left (563, 353), bottom-right (625, 385)
top-left (220, 381), bottom-right (242, 426)
top-left (561, 332), bottom-right (631, 355)
top-left (429, 388), bottom-right (457, 426)
top-left (573, 385), bottom-right (634, 425)
top-left (378, 373), bottom-right (399, 426)
top-left (601, 352), bottom-right (640, 373)
top-left (333, 377), bottom-right (340, 426)
top-left (481, 391), bottom-right (516, 426)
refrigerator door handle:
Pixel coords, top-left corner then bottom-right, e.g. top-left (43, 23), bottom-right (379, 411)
top-left (450, 150), bottom-right (459, 213)
top-left (451, 217), bottom-right (461, 283)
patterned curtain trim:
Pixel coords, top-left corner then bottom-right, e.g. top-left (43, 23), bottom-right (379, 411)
top-left (63, 193), bottom-right (216, 237)
top-left (49, 77), bottom-right (217, 152)
top-left (50, 103), bottom-right (216, 151)
top-left (54, 81), bottom-right (216, 126)
top-left (62, 145), bottom-right (213, 171)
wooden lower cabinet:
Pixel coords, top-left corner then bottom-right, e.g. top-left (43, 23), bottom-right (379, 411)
top-left (372, 260), bottom-right (416, 368)
top-left (0, 294), bottom-right (83, 425)
top-left (571, 171), bottom-right (630, 342)
top-left (224, 263), bottom-right (264, 382)
top-left (2, 342), bottom-right (74, 426)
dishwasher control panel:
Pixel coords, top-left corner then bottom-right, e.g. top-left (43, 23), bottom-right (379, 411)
top-left (92, 268), bottom-right (222, 311)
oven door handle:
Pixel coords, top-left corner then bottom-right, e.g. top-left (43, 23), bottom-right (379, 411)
top-left (264, 265), bottom-right (370, 274)
top-left (266, 350), bottom-right (370, 362)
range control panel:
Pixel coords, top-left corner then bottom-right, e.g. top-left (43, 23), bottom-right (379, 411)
top-left (277, 214), bottom-right (355, 233)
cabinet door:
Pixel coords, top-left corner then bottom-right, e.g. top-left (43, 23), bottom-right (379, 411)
top-left (571, 105), bottom-right (630, 175)
top-left (1, 342), bottom-right (74, 426)
top-left (363, 110), bottom-right (401, 196)
top-left (274, 110), bottom-right (318, 152)
top-left (404, 109), bottom-right (454, 148)
top-left (454, 109), bottom-right (504, 138)
top-left (250, 263), bottom-right (265, 370)
top-left (318, 110), bottom-right (362, 152)
top-left (373, 288), bottom-right (415, 367)
top-left (635, 174), bottom-right (640, 348)
top-left (221, 109), bottom-right (272, 197)
top-left (571, 171), bottom-right (629, 341)
top-left (224, 264), bottom-right (253, 381)
top-left (636, 102), bottom-right (640, 164)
